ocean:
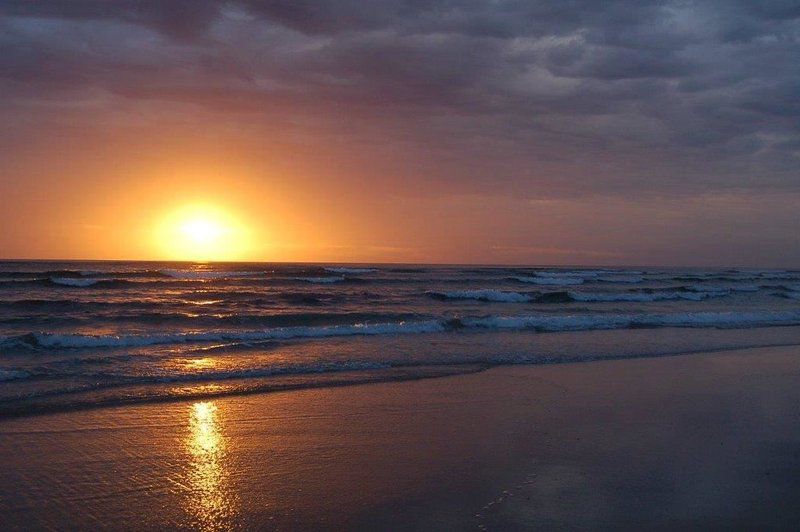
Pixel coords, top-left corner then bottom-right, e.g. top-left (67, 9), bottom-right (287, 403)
top-left (2, 261), bottom-right (800, 416)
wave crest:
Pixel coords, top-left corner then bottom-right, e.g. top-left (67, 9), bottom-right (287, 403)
top-left (464, 310), bottom-right (800, 332)
top-left (159, 269), bottom-right (262, 280)
top-left (6, 310), bottom-right (800, 352)
top-left (427, 289), bottom-right (532, 303)
top-left (325, 267), bottom-right (377, 274)
top-left (294, 276), bottom-right (346, 284)
top-left (512, 276), bottom-right (584, 285)
top-left (9, 320), bottom-right (446, 349)
top-left (50, 277), bottom-right (100, 287)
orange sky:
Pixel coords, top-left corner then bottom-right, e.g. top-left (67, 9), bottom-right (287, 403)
top-left (1, 130), bottom-right (797, 266)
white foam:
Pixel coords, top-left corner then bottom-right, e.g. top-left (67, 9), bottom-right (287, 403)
top-left (11, 309), bottom-right (800, 351)
top-left (160, 269), bottom-right (261, 280)
top-left (596, 275), bottom-right (645, 284)
top-left (465, 314), bottom-right (631, 331)
top-left (27, 320), bottom-right (446, 349)
top-left (758, 272), bottom-right (800, 280)
top-left (50, 277), bottom-right (100, 287)
top-left (514, 276), bottom-right (584, 285)
top-left (533, 271), bottom-right (596, 278)
top-left (431, 289), bottom-right (532, 303)
top-left (687, 283), bottom-right (760, 293)
top-left (464, 310), bottom-right (800, 332)
top-left (569, 291), bottom-right (712, 302)
top-left (325, 267), bottom-right (377, 274)
top-left (294, 276), bottom-right (346, 284)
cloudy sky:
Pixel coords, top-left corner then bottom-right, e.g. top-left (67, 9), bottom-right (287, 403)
top-left (1, 1), bottom-right (798, 265)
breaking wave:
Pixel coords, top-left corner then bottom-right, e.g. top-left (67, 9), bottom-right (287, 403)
top-left (430, 288), bottom-right (729, 303)
top-left (50, 277), bottom-right (101, 287)
top-left (595, 275), bottom-right (644, 284)
top-left (159, 269), bottom-right (263, 280)
top-left (6, 310), bottom-right (800, 352)
top-left (511, 276), bottom-right (584, 285)
top-left (427, 289), bottom-right (532, 303)
top-left (461, 310), bottom-right (800, 332)
top-left (325, 267), bottom-right (378, 274)
top-left (532, 270), bottom-right (614, 278)
top-left (686, 283), bottom-right (760, 293)
top-left (294, 276), bottom-right (346, 284)
top-left (569, 291), bottom-right (715, 302)
top-left (6, 320), bottom-right (446, 349)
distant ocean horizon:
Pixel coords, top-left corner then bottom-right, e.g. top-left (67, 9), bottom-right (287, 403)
top-left (2, 258), bottom-right (796, 268)
top-left (2, 260), bottom-right (800, 417)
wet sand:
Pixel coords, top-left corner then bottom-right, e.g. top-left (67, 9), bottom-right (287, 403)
top-left (1, 345), bottom-right (800, 530)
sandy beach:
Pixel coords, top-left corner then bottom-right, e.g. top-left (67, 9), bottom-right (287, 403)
top-left (2, 345), bottom-right (800, 530)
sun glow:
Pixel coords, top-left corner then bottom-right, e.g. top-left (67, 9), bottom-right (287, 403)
top-left (156, 205), bottom-right (251, 261)
top-left (181, 219), bottom-right (224, 246)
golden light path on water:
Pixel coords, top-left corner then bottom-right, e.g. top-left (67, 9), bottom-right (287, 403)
top-left (186, 401), bottom-right (237, 530)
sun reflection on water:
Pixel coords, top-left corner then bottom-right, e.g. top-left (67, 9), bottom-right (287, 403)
top-left (187, 357), bottom-right (216, 370)
top-left (185, 401), bottom-right (237, 530)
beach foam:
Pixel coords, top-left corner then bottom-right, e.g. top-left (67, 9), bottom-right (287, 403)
top-left (294, 276), bottom-right (346, 284)
top-left (463, 310), bottom-right (800, 332)
top-left (325, 267), bottom-right (378, 274)
top-left (428, 289), bottom-right (532, 303)
top-left (569, 291), bottom-right (714, 302)
top-left (50, 277), bottom-right (101, 287)
top-left (7, 310), bottom-right (800, 351)
top-left (512, 276), bottom-right (584, 285)
top-left (533, 270), bottom-right (612, 278)
top-left (11, 320), bottom-right (446, 349)
top-left (595, 275), bottom-right (645, 284)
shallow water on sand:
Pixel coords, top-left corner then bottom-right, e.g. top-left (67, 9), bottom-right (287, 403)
top-left (2, 346), bottom-right (800, 530)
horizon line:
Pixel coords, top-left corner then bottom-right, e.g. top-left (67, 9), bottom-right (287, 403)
top-left (0, 257), bottom-right (796, 270)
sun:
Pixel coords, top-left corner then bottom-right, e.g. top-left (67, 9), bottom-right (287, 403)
top-left (180, 218), bottom-right (224, 246)
top-left (155, 204), bottom-right (251, 261)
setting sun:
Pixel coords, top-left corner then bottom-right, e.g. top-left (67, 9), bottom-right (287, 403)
top-left (156, 205), bottom-right (252, 261)
top-left (181, 218), bottom-right (224, 246)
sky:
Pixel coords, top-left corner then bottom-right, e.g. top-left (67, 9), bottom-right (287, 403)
top-left (0, 0), bottom-right (798, 266)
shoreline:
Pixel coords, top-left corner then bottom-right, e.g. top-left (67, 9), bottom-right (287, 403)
top-left (4, 338), bottom-right (800, 420)
top-left (2, 344), bottom-right (800, 529)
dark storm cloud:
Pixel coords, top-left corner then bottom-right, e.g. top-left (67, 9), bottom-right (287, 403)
top-left (0, 0), bottom-right (222, 40)
top-left (0, 0), bottom-right (798, 196)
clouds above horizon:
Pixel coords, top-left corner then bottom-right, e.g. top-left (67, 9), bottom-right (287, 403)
top-left (1, 0), bottom-right (797, 197)
top-left (0, 1), bottom-right (799, 264)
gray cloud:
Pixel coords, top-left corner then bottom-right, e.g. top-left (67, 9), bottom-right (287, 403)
top-left (0, 0), bottom-right (798, 197)
top-left (0, 0), bottom-right (222, 40)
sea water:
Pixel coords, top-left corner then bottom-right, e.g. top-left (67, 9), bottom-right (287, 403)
top-left (1, 261), bottom-right (800, 415)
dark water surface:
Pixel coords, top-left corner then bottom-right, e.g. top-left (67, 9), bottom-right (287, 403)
top-left (2, 261), bottom-right (800, 415)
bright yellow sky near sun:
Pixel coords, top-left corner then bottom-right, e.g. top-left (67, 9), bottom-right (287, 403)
top-left (75, 158), bottom-right (394, 263)
top-left (154, 204), bottom-right (253, 262)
